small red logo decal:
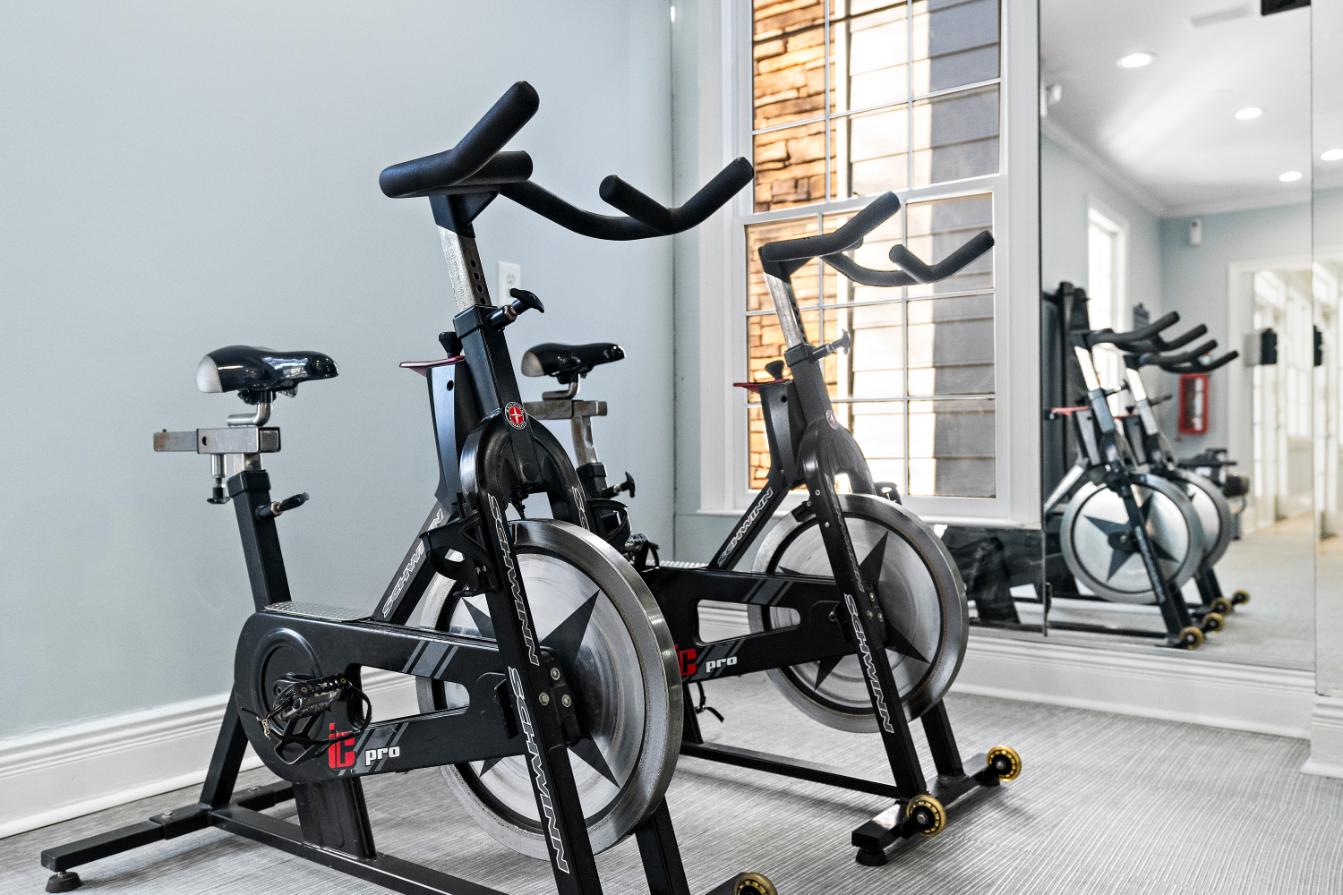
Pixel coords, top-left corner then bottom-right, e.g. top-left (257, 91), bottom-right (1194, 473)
top-left (677, 647), bottom-right (699, 679)
top-left (327, 723), bottom-right (357, 770)
top-left (505, 402), bottom-right (528, 430)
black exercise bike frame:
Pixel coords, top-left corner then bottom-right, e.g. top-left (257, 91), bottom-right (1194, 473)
top-left (549, 195), bottom-right (1007, 863)
top-left (41, 81), bottom-right (760, 895)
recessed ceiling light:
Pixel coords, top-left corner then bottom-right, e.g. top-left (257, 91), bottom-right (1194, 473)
top-left (1279, 170), bottom-right (1304, 183)
top-left (1116, 51), bottom-right (1155, 69)
top-left (1322, 148), bottom-right (1343, 162)
top-left (1235, 106), bottom-right (1263, 121)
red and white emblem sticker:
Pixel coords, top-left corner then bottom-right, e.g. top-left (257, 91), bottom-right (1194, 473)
top-left (505, 402), bottom-right (528, 430)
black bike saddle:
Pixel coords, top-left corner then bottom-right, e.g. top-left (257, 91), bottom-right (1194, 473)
top-left (521, 341), bottom-right (624, 383)
top-left (196, 345), bottom-right (338, 402)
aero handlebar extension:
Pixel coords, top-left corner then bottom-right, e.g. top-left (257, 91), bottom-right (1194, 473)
top-left (759, 193), bottom-right (904, 278)
top-left (1158, 350), bottom-right (1239, 374)
top-left (380, 81), bottom-right (751, 240)
top-left (1134, 340), bottom-right (1219, 369)
top-left (757, 191), bottom-right (995, 287)
top-left (380, 82), bottom-right (540, 198)
top-left (1083, 312), bottom-right (1180, 349)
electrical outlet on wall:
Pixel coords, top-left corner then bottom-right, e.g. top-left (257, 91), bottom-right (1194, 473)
top-left (498, 261), bottom-right (521, 300)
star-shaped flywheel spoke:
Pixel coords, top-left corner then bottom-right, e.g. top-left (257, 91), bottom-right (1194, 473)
top-left (856, 533), bottom-right (930, 666)
top-left (1083, 515), bottom-right (1137, 580)
top-left (570, 737), bottom-right (620, 787)
top-left (540, 591), bottom-right (600, 659)
top-left (463, 597), bottom-right (495, 640)
top-left (813, 654), bottom-right (846, 689)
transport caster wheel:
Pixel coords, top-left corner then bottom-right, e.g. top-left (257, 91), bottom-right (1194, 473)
top-left (1232, 589), bottom-right (1251, 606)
top-left (905, 793), bottom-right (946, 837)
top-left (46, 871), bottom-right (82, 893)
top-left (732, 872), bottom-right (777, 895)
top-left (986, 745), bottom-right (1022, 781)
top-left (1211, 597), bottom-right (1233, 615)
top-left (1201, 612), bottom-right (1224, 633)
top-left (1178, 626), bottom-right (1205, 649)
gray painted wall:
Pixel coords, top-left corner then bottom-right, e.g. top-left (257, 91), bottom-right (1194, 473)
top-left (0, 1), bottom-right (675, 737)
top-left (1040, 131), bottom-right (1164, 318)
top-left (1158, 202), bottom-right (1311, 462)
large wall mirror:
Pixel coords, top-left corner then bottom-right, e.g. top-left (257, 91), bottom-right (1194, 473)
top-left (969, 0), bottom-right (1315, 669)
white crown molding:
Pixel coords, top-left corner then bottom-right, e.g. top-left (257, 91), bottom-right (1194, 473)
top-left (0, 670), bottom-right (416, 839)
top-left (1164, 190), bottom-right (1312, 220)
top-left (1040, 118), bottom-right (1168, 218)
top-left (1302, 694), bottom-right (1343, 779)
top-left (1042, 118), bottom-right (1317, 221)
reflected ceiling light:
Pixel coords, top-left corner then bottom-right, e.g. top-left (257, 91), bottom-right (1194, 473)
top-left (1116, 51), bottom-right (1155, 69)
top-left (1279, 170), bottom-right (1304, 183)
top-left (1322, 148), bottom-right (1343, 162)
top-left (1234, 106), bottom-right (1263, 121)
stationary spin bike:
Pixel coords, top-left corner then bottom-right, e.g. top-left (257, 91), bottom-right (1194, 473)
top-left (40, 82), bottom-right (773, 895)
top-left (1044, 314), bottom-right (1213, 648)
top-left (520, 194), bottom-right (1021, 865)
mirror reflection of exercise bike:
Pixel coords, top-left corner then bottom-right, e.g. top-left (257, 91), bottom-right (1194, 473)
top-left (40, 82), bottom-right (775, 895)
top-left (520, 195), bottom-right (1022, 865)
top-left (1111, 328), bottom-right (1248, 616)
top-left (1043, 314), bottom-right (1238, 648)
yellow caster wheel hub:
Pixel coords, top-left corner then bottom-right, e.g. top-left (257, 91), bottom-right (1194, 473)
top-left (733, 873), bottom-right (777, 895)
top-left (1180, 626), bottom-right (1205, 649)
top-left (986, 745), bottom-right (1022, 781)
top-left (905, 793), bottom-right (946, 837)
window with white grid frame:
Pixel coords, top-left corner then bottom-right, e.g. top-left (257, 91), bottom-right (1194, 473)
top-left (745, 0), bottom-right (1002, 500)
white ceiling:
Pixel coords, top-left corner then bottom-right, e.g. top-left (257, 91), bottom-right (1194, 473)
top-left (1041, 0), bottom-right (1314, 216)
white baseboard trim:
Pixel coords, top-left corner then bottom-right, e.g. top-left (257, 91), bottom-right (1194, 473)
top-left (701, 605), bottom-right (1316, 738)
top-left (956, 635), bottom-right (1316, 738)
top-left (1302, 695), bottom-right (1343, 778)
top-left (0, 670), bottom-right (417, 840)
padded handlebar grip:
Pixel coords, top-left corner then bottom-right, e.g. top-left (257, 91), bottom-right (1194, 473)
top-left (502, 181), bottom-right (660, 240)
top-left (888, 231), bottom-right (995, 283)
top-left (379, 81), bottom-right (540, 198)
top-left (1162, 350), bottom-right (1239, 374)
top-left (598, 157), bottom-right (753, 234)
top-left (1154, 323), bottom-right (1208, 351)
top-left (823, 252), bottom-right (918, 288)
top-left (1085, 311), bottom-right (1180, 348)
top-left (759, 192), bottom-right (903, 273)
top-left (1139, 339), bottom-right (1218, 368)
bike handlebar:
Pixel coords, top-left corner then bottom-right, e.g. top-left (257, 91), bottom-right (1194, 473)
top-left (1150, 323), bottom-right (1208, 351)
top-left (597, 157), bottom-right (755, 235)
top-left (1159, 350), bottom-right (1239, 374)
top-left (759, 192), bottom-right (903, 278)
top-left (380, 81), bottom-right (751, 240)
top-left (380, 82), bottom-right (540, 198)
top-left (1136, 340), bottom-right (1218, 368)
top-left (822, 229), bottom-right (994, 288)
top-left (888, 231), bottom-right (996, 284)
top-left (1083, 312), bottom-right (1180, 348)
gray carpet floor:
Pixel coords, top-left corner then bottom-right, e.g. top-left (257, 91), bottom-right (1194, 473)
top-left (4, 676), bottom-right (1342, 894)
top-left (1004, 515), bottom-right (1317, 670)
